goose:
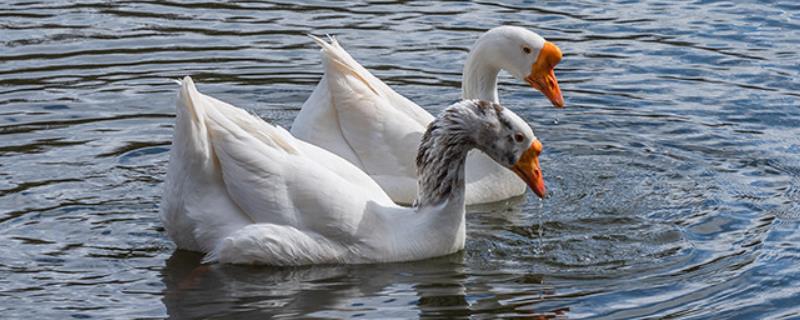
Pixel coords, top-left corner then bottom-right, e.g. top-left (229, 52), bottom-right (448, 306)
top-left (160, 77), bottom-right (545, 265)
top-left (291, 26), bottom-right (562, 205)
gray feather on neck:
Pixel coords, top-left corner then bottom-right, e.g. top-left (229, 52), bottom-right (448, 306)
top-left (414, 100), bottom-right (505, 207)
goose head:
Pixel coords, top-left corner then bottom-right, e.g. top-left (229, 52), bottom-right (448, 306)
top-left (416, 100), bottom-right (546, 206)
top-left (463, 26), bottom-right (564, 108)
top-left (466, 100), bottom-right (546, 198)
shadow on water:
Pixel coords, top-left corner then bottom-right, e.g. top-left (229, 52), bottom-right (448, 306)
top-left (161, 250), bottom-right (567, 319)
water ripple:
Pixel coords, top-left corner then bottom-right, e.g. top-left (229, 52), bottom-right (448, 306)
top-left (1, 0), bottom-right (799, 319)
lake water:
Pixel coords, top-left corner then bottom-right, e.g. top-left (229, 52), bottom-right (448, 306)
top-left (2, 1), bottom-right (799, 319)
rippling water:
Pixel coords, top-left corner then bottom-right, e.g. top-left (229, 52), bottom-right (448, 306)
top-left (2, 1), bottom-right (799, 318)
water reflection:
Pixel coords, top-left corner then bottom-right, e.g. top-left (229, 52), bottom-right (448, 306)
top-left (162, 249), bottom-right (568, 319)
top-left (162, 250), bottom-right (463, 318)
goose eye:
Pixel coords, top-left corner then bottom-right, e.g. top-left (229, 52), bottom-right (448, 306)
top-left (522, 47), bottom-right (532, 54)
top-left (513, 132), bottom-right (525, 143)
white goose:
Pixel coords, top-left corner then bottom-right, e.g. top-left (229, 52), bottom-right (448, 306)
top-left (291, 26), bottom-right (562, 205)
top-left (160, 77), bottom-right (545, 265)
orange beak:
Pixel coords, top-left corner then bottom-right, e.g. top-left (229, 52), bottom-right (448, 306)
top-left (511, 140), bottom-right (546, 198)
top-left (525, 41), bottom-right (564, 108)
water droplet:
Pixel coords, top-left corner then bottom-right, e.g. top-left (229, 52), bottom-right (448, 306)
top-left (537, 198), bottom-right (544, 248)
top-left (553, 118), bottom-right (559, 125)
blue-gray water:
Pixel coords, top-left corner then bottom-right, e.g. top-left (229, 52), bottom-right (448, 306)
top-left (1, 1), bottom-right (799, 319)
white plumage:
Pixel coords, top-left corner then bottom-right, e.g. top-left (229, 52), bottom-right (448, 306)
top-left (160, 77), bottom-right (543, 265)
top-left (291, 26), bottom-right (563, 205)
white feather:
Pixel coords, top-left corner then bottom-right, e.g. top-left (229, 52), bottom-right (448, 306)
top-left (161, 77), bottom-right (469, 265)
top-left (291, 28), bottom-right (552, 204)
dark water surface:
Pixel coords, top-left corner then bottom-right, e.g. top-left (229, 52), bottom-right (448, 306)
top-left (2, 1), bottom-right (799, 319)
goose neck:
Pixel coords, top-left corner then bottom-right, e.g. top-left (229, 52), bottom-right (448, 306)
top-left (462, 44), bottom-right (501, 103)
top-left (414, 128), bottom-right (472, 208)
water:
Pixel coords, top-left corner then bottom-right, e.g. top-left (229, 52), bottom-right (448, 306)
top-left (1, 1), bottom-right (799, 318)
